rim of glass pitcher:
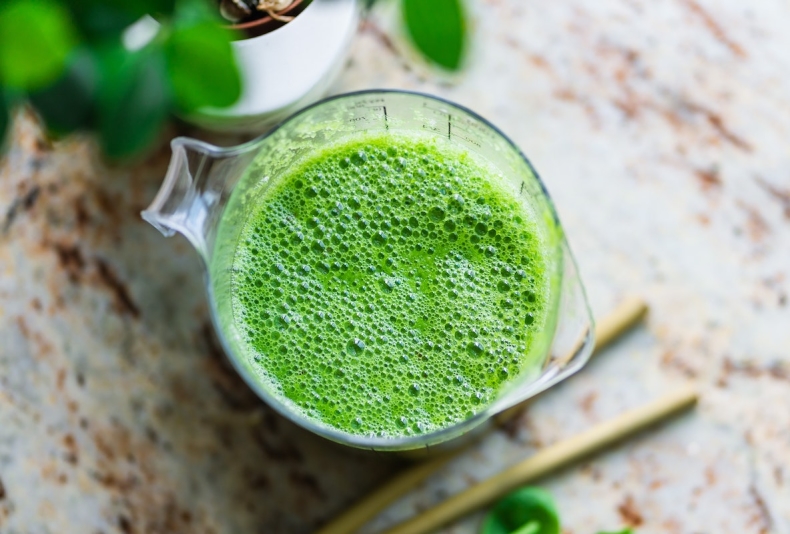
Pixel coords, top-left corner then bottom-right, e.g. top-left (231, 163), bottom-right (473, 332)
top-left (210, 89), bottom-right (569, 450)
top-left (182, 89), bottom-right (560, 225)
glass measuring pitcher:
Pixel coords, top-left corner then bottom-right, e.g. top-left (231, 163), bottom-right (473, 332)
top-left (142, 90), bottom-right (594, 452)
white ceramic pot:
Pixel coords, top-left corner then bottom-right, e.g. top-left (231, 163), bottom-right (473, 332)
top-left (190, 0), bottom-right (360, 133)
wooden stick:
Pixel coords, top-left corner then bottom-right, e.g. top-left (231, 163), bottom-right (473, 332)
top-left (594, 296), bottom-right (648, 350)
top-left (381, 386), bottom-right (698, 534)
top-left (316, 297), bottom-right (649, 534)
top-left (315, 453), bottom-right (461, 534)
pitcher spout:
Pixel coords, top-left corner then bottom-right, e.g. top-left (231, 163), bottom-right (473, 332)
top-left (142, 139), bottom-right (191, 237)
top-left (142, 136), bottom-right (258, 261)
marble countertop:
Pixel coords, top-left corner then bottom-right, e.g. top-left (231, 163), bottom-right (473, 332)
top-left (1, 0), bottom-right (789, 532)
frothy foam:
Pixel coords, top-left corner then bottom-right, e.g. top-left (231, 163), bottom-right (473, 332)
top-left (231, 133), bottom-right (549, 438)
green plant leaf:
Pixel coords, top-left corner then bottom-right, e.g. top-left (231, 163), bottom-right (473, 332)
top-left (0, 88), bottom-right (9, 149)
top-left (596, 529), bottom-right (635, 534)
top-left (402, 0), bottom-right (467, 71)
top-left (68, 0), bottom-right (176, 40)
top-left (28, 47), bottom-right (98, 135)
top-left (0, 0), bottom-right (78, 90)
top-left (96, 43), bottom-right (170, 159)
top-left (170, 0), bottom-right (216, 26)
top-left (165, 20), bottom-right (241, 112)
top-left (481, 487), bottom-right (560, 534)
top-left (113, 0), bottom-right (176, 18)
top-left (71, 5), bottom-right (140, 40)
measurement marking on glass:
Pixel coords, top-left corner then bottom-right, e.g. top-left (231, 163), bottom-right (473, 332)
top-left (520, 182), bottom-right (525, 194)
top-left (383, 106), bottom-right (389, 130)
top-left (447, 114), bottom-right (452, 140)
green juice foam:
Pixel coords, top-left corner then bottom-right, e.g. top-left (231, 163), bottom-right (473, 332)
top-left (230, 133), bottom-right (551, 438)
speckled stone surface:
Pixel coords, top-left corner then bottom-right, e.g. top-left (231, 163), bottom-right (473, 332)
top-left (2, 1), bottom-right (789, 533)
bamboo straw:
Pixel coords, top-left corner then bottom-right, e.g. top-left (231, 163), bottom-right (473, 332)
top-left (594, 296), bottom-right (648, 350)
top-left (381, 386), bottom-right (698, 534)
top-left (315, 453), bottom-right (461, 534)
top-left (316, 297), bottom-right (649, 534)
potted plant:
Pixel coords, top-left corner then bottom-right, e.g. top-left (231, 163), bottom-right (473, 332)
top-left (0, 0), bottom-right (247, 158)
top-left (199, 0), bottom-right (470, 133)
top-left (191, 0), bottom-right (362, 133)
top-left (0, 0), bottom-right (468, 159)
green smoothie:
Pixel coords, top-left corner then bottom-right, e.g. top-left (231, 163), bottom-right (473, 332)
top-left (230, 133), bottom-right (551, 438)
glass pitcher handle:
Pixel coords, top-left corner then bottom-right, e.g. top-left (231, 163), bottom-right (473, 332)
top-left (536, 326), bottom-right (596, 393)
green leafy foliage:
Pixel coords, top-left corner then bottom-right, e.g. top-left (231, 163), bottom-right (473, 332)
top-left (170, 0), bottom-right (216, 26)
top-left (165, 21), bottom-right (241, 112)
top-left (596, 530), bottom-right (635, 534)
top-left (402, 0), bottom-right (467, 71)
top-left (28, 48), bottom-right (97, 134)
top-left (68, 0), bottom-right (176, 41)
top-left (0, 0), bottom-right (78, 90)
top-left (0, 0), bottom-right (243, 158)
top-left (0, 0), bottom-right (471, 158)
top-left (481, 487), bottom-right (560, 534)
top-left (0, 88), bottom-right (9, 148)
top-left (96, 43), bottom-right (171, 158)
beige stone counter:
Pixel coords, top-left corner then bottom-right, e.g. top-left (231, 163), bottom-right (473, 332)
top-left (1, 1), bottom-right (789, 532)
